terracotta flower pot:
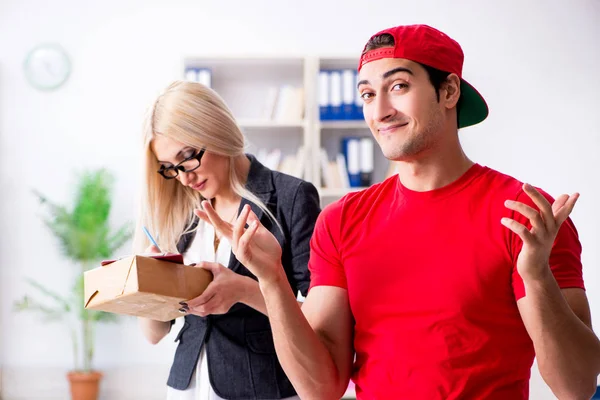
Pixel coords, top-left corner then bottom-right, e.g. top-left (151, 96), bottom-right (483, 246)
top-left (67, 371), bottom-right (103, 400)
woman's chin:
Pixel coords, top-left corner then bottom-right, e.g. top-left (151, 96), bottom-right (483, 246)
top-left (196, 187), bottom-right (216, 199)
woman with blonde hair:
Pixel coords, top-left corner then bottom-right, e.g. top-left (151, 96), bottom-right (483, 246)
top-left (136, 81), bottom-right (319, 400)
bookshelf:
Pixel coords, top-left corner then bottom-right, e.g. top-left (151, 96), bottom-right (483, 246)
top-left (318, 121), bottom-right (367, 129)
top-left (238, 120), bottom-right (306, 129)
top-left (182, 56), bottom-right (370, 398)
top-left (182, 55), bottom-right (390, 207)
top-left (319, 187), bottom-right (368, 198)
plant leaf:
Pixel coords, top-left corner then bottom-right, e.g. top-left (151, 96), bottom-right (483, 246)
top-left (34, 169), bottom-right (133, 263)
top-left (13, 295), bottom-right (66, 322)
top-left (24, 278), bottom-right (71, 312)
top-left (90, 310), bottom-right (119, 323)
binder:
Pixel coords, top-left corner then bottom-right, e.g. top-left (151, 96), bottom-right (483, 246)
top-left (329, 70), bottom-right (343, 120)
top-left (354, 71), bottom-right (364, 120)
top-left (342, 69), bottom-right (355, 120)
top-left (341, 137), bottom-right (362, 187)
top-left (318, 71), bottom-right (330, 121)
top-left (359, 137), bottom-right (374, 186)
top-left (184, 68), bottom-right (198, 82)
top-left (197, 68), bottom-right (212, 88)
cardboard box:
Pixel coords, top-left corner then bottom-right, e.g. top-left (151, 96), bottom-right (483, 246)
top-left (84, 255), bottom-right (212, 321)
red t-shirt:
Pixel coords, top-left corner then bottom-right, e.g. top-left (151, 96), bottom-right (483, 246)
top-left (308, 164), bottom-right (584, 400)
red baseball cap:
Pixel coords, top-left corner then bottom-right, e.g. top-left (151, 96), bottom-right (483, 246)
top-left (358, 24), bottom-right (489, 129)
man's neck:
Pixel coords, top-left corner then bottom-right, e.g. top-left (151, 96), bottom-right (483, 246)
top-left (396, 146), bottom-right (474, 192)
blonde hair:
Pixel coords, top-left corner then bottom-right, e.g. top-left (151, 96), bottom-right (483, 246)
top-left (134, 81), bottom-right (277, 253)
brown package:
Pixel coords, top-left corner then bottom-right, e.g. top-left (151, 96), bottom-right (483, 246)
top-left (84, 255), bottom-right (212, 321)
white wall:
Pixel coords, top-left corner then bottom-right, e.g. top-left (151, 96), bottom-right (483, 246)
top-left (1, 0), bottom-right (598, 399)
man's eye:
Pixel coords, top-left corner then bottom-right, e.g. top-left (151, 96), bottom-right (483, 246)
top-left (361, 92), bottom-right (373, 100)
top-left (392, 83), bottom-right (409, 90)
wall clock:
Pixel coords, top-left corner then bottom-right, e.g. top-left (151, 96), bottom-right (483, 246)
top-left (23, 44), bottom-right (71, 91)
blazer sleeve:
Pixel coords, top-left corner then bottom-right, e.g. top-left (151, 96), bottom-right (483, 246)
top-left (288, 181), bottom-right (321, 297)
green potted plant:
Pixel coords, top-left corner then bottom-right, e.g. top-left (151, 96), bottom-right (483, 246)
top-left (14, 169), bottom-right (132, 400)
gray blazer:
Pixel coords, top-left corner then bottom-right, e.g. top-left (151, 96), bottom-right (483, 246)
top-left (167, 154), bottom-right (320, 399)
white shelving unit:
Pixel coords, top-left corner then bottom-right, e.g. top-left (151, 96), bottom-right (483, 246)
top-left (182, 55), bottom-right (390, 207)
top-left (318, 187), bottom-right (368, 198)
top-left (318, 121), bottom-right (367, 129)
top-left (182, 56), bottom-right (371, 398)
top-left (237, 119), bottom-right (307, 129)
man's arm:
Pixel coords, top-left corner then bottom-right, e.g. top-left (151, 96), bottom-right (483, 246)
top-left (260, 274), bottom-right (354, 400)
top-left (503, 184), bottom-right (600, 399)
top-left (518, 282), bottom-right (600, 399)
top-left (198, 201), bottom-right (354, 399)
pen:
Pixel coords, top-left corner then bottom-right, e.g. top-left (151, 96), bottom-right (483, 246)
top-left (142, 226), bottom-right (162, 253)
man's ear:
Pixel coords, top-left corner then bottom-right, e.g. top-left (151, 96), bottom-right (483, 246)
top-left (442, 73), bottom-right (461, 109)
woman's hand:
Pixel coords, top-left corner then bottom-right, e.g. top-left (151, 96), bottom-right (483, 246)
top-left (182, 262), bottom-right (250, 316)
top-left (144, 244), bottom-right (161, 254)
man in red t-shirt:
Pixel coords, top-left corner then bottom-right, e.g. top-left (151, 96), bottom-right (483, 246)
top-left (198, 24), bottom-right (600, 399)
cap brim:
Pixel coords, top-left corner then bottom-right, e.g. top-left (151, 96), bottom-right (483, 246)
top-left (458, 80), bottom-right (489, 129)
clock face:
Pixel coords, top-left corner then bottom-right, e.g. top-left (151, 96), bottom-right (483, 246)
top-left (23, 44), bottom-right (71, 91)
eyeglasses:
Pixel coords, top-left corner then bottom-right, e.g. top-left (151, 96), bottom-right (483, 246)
top-left (157, 148), bottom-right (206, 179)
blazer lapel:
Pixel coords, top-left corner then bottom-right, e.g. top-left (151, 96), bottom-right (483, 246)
top-left (227, 155), bottom-right (275, 274)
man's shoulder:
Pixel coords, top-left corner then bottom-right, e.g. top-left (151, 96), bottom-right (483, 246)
top-left (320, 175), bottom-right (398, 221)
top-left (475, 165), bottom-right (525, 200)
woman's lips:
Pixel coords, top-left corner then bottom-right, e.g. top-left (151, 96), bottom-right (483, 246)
top-left (192, 180), bottom-right (207, 191)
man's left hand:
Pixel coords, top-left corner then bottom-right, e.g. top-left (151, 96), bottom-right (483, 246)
top-left (502, 183), bottom-right (579, 282)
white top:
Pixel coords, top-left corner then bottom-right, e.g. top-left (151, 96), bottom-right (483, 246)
top-left (166, 219), bottom-right (299, 400)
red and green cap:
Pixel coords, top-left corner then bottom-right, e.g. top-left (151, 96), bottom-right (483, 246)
top-left (359, 24), bottom-right (489, 129)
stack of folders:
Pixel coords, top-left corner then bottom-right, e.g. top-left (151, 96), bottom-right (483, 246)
top-left (320, 137), bottom-right (374, 189)
top-left (262, 85), bottom-right (305, 123)
top-left (319, 69), bottom-right (363, 121)
top-left (256, 146), bottom-right (307, 180)
top-left (184, 67), bottom-right (212, 88)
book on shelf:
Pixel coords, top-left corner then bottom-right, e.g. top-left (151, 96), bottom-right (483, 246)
top-left (257, 148), bottom-right (282, 171)
top-left (261, 85), bottom-right (304, 123)
top-left (320, 136), bottom-right (374, 190)
top-left (336, 153), bottom-right (351, 189)
top-left (256, 146), bottom-right (306, 179)
top-left (320, 148), bottom-right (345, 189)
top-left (319, 148), bottom-right (350, 189)
top-left (261, 86), bottom-right (279, 120)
